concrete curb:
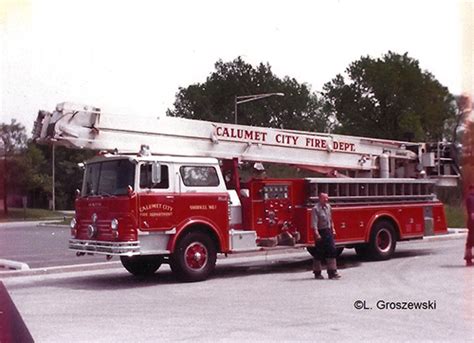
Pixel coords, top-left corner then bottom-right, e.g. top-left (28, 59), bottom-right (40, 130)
top-left (0, 259), bottom-right (30, 271)
top-left (421, 228), bottom-right (467, 242)
top-left (447, 228), bottom-right (468, 234)
top-left (0, 250), bottom-right (312, 279)
top-left (0, 261), bottom-right (122, 278)
top-left (422, 233), bottom-right (467, 241)
top-left (37, 222), bottom-right (69, 229)
top-left (0, 216), bottom-right (70, 224)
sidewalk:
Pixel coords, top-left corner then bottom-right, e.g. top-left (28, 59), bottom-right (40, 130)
top-left (0, 220), bottom-right (66, 229)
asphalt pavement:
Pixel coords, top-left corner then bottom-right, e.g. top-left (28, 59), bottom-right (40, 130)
top-left (0, 221), bottom-right (105, 269)
top-left (2, 236), bottom-right (473, 342)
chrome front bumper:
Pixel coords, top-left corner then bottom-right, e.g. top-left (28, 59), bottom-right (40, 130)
top-left (69, 239), bottom-right (140, 256)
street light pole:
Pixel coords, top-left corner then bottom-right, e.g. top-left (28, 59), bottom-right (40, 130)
top-left (234, 92), bottom-right (284, 124)
top-left (52, 144), bottom-right (55, 211)
top-left (1, 142), bottom-right (6, 215)
top-left (234, 97), bottom-right (238, 125)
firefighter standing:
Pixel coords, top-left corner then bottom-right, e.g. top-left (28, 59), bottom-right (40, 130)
top-left (464, 185), bottom-right (474, 266)
top-left (312, 192), bottom-right (341, 279)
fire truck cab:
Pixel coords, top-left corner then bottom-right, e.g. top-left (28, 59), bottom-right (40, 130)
top-left (71, 152), bottom-right (236, 281)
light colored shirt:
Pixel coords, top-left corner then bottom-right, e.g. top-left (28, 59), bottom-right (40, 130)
top-left (312, 202), bottom-right (332, 230)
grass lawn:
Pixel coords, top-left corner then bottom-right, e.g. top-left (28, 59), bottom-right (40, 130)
top-left (444, 205), bottom-right (466, 228)
top-left (1, 205), bottom-right (465, 228)
top-left (0, 208), bottom-right (72, 222)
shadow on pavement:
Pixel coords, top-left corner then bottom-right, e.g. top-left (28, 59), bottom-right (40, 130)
top-left (11, 247), bottom-right (437, 291)
top-left (439, 264), bottom-right (472, 269)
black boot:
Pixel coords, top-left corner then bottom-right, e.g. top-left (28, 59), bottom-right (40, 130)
top-left (328, 270), bottom-right (341, 280)
top-left (327, 258), bottom-right (341, 279)
top-left (313, 259), bottom-right (324, 279)
top-left (314, 271), bottom-right (324, 280)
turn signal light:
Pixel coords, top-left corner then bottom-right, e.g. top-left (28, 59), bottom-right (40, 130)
top-left (70, 218), bottom-right (77, 238)
top-left (111, 218), bottom-right (119, 230)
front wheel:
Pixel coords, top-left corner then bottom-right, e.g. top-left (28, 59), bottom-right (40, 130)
top-left (120, 255), bottom-right (163, 276)
top-left (367, 220), bottom-right (397, 260)
top-left (170, 231), bottom-right (217, 282)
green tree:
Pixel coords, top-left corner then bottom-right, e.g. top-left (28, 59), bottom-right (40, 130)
top-left (168, 57), bottom-right (327, 131)
top-left (322, 51), bottom-right (456, 141)
top-left (0, 119), bottom-right (28, 214)
top-left (39, 145), bottom-right (95, 210)
top-left (1, 119), bottom-right (96, 212)
top-left (13, 143), bottom-right (52, 208)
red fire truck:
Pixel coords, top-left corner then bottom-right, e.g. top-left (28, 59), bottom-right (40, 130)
top-left (33, 103), bottom-right (458, 281)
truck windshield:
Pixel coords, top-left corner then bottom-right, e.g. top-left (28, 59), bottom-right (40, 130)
top-left (82, 159), bottom-right (135, 196)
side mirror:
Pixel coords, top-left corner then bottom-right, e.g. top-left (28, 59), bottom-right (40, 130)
top-left (151, 162), bottom-right (161, 184)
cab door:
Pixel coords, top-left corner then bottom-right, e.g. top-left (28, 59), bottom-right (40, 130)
top-left (137, 162), bottom-right (177, 231)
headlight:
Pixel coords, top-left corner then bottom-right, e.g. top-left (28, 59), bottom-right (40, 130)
top-left (70, 218), bottom-right (77, 229)
top-left (111, 218), bottom-right (119, 230)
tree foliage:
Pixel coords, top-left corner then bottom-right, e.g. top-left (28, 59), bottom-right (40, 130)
top-left (47, 146), bottom-right (95, 209)
top-left (1, 120), bottom-right (28, 213)
top-left (322, 51), bottom-right (456, 141)
top-left (0, 119), bottom-right (27, 154)
top-left (168, 57), bottom-right (327, 131)
top-left (15, 143), bottom-right (51, 192)
top-left (1, 118), bottom-right (95, 210)
top-left (12, 143), bottom-right (52, 208)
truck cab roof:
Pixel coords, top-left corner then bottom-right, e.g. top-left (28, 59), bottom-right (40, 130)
top-left (86, 154), bottom-right (219, 165)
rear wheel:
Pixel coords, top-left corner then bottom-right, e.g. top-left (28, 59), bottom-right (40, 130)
top-left (367, 220), bottom-right (397, 260)
top-left (170, 231), bottom-right (217, 282)
top-left (120, 255), bottom-right (163, 276)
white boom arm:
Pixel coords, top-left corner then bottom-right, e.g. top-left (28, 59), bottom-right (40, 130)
top-left (32, 102), bottom-right (456, 181)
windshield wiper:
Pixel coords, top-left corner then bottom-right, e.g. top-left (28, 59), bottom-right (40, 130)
top-left (98, 191), bottom-right (116, 197)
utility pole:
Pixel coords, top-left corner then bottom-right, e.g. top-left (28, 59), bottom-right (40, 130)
top-left (52, 144), bottom-right (55, 211)
top-left (2, 144), bottom-right (7, 215)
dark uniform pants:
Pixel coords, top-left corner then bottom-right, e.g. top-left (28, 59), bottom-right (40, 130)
top-left (314, 228), bottom-right (337, 260)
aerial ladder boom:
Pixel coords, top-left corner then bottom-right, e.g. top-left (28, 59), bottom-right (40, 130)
top-left (32, 102), bottom-right (458, 184)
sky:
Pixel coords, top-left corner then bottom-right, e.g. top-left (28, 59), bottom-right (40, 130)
top-left (0, 0), bottom-right (472, 135)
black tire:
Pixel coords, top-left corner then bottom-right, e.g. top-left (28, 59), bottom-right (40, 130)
top-left (367, 220), bottom-right (397, 260)
top-left (120, 255), bottom-right (163, 276)
top-left (170, 231), bottom-right (217, 282)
